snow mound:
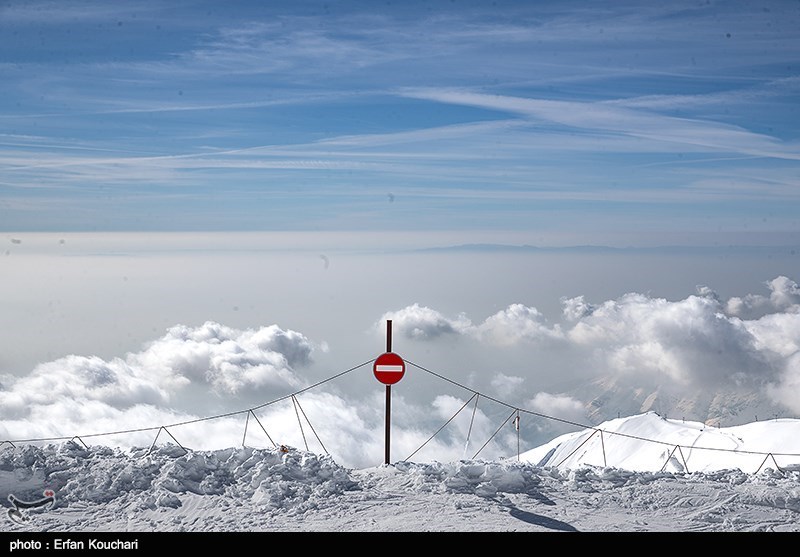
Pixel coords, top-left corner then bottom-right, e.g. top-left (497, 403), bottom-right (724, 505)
top-left (3, 413), bottom-right (800, 532)
top-left (1, 443), bottom-right (556, 510)
top-left (1, 443), bottom-right (358, 512)
top-left (521, 412), bottom-right (800, 473)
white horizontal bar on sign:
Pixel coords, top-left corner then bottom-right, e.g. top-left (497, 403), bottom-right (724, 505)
top-left (376, 365), bottom-right (404, 372)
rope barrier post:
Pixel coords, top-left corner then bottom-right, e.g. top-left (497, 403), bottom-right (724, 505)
top-left (145, 426), bottom-right (188, 457)
top-left (250, 410), bottom-right (278, 448)
top-left (292, 395), bottom-right (310, 451)
top-left (162, 427), bottom-right (189, 455)
top-left (755, 453), bottom-right (782, 474)
top-left (661, 445), bottom-right (690, 473)
top-left (146, 427), bottom-right (165, 456)
top-left (557, 429), bottom-right (601, 468)
top-left (242, 411), bottom-right (250, 447)
top-left (372, 319), bottom-right (406, 466)
top-left (70, 436), bottom-right (89, 450)
top-left (600, 430), bottom-right (607, 467)
top-left (463, 394), bottom-right (480, 459)
top-left (385, 385), bottom-right (391, 465)
top-left (385, 320), bottom-right (392, 465)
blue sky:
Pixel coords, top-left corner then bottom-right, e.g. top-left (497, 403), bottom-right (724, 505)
top-left (2, 0), bottom-right (799, 242)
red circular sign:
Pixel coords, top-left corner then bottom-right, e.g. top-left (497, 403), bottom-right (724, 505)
top-left (373, 352), bottom-right (405, 385)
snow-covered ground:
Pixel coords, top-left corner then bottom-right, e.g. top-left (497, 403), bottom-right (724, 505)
top-left (1, 413), bottom-right (799, 534)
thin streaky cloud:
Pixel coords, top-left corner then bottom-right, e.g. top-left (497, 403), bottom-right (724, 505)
top-left (632, 155), bottom-right (769, 169)
top-left (400, 89), bottom-right (800, 161)
top-left (0, 141), bottom-right (162, 156)
top-left (0, 0), bottom-right (172, 23)
top-left (1, 1), bottom-right (798, 235)
top-left (607, 77), bottom-right (800, 111)
top-left (0, 91), bottom-right (374, 119)
top-left (0, 119), bottom-right (525, 173)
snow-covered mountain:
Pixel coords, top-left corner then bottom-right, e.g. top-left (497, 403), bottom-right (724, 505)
top-left (521, 411), bottom-right (800, 473)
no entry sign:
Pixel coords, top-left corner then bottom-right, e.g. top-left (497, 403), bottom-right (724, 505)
top-left (373, 352), bottom-right (405, 385)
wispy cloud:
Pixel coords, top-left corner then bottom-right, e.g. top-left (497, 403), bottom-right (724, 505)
top-left (400, 89), bottom-right (800, 161)
top-left (1, 1), bottom-right (798, 234)
top-left (606, 77), bottom-right (800, 111)
top-left (0, 0), bottom-right (165, 23)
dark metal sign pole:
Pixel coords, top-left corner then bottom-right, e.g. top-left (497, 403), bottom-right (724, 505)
top-left (385, 319), bottom-right (392, 465)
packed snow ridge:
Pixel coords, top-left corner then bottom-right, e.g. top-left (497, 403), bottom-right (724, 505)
top-left (2, 412), bottom-right (800, 532)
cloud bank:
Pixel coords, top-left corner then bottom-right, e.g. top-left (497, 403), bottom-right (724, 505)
top-left (0, 322), bottom-right (319, 453)
top-left (377, 276), bottom-right (800, 416)
top-left (0, 321), bottom-right (313, 416)
top-left (2, 277), bottom-right (799, 469)
top-left (377, 302), bottom-right (563, 345)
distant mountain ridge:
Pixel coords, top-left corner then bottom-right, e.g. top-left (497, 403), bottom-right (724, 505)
top-left (572, 375), bottom-right (791, 430)
top-left (416, 243), bottom-right (800, 255)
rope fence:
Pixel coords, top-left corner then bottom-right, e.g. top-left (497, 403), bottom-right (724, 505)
top-left (2, 356), bottom-right (799, 475)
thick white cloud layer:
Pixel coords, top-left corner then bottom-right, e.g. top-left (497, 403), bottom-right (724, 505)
top-left (2, 277), bottom-right (799, 470)
top-left (377, 303), bottom-right (472, 340)
top-left (378, 302), bottom-right (563, 345)
top-left (130, 321), bottom-right (312, 396)
top-left (528, 392), bottom-right (585, 424)
top-left (473, 304), bottom-right (564, 345)
top-left (0, 321), bottom-right (314, 418)
top-left (567, 292), bottom-right (766, 386)
top-left (725, 276), bottom-right (800, 318)
top-left (379, 276), bottom-right (800, 414)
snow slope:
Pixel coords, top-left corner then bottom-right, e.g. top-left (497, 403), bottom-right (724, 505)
top-left (522, 412), bottom-right (800, 474)
top-left (1, 413), bottom-right (799, 534)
